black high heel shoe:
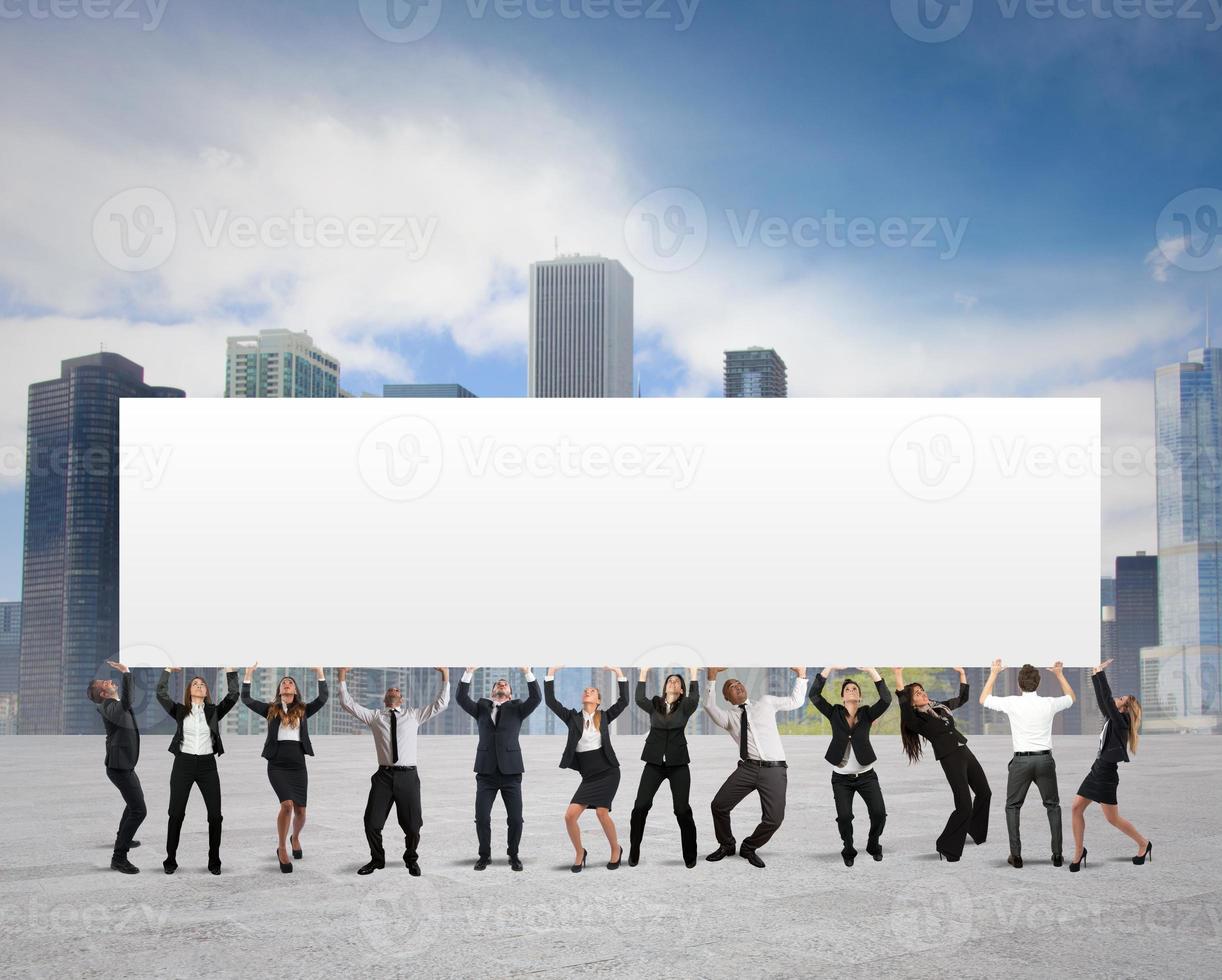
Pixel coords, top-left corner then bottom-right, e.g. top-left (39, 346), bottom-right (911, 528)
top-left (1132, 841), bottom-right (1152, 865)
top-left (291, 835), bottom-right (303, 860)
top-left (277, 847), bottom-right (293, 874)
top-left (607, 846), bottom-right (622, 870)
top-left (937, 849), bottom-right (960, 863)
top-left (1069, 847), bottom-right (1087, 873)
top-left (570, 848), bottom-right (587, 873)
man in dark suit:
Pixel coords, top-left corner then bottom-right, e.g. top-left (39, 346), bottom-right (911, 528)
top-left (87, 660), bottom-right (146, 873)
top-left (457, 667), bottom-right (541, 871)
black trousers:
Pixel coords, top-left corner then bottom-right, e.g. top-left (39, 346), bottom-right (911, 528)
top-left (936, 746), bottom-right (991, 858)
top-left (364, 768), bottom-right (422, 865)
top-left (711, 761), bottom-right (787, 852)
top-left (105, 767), bottom-right (147, 858)
top-left (1005, 752), bottom-right (1062, 858)
top-left (166, 753), bottom-right (222, 866)
top-left (630, 762), bottom-right (698, 864)
top-left (475, 770), bottom-right (524, 859)
top-left (831, 769), bottom-right (886, 855)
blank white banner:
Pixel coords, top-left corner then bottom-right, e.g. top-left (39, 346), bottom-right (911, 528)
top-left (118, 397), bottom-right (1100, 668)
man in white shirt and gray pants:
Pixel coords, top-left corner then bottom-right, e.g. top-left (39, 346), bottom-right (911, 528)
top-left (979, 659), bottom-right (1075, 869)
top-left (703, 666), bottom-right (808, 869)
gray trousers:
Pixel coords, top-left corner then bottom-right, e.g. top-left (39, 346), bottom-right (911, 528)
top-left (1005, 752), bottom-right (1062, 858)
top-left (711, 761), bottom-right (787, 852)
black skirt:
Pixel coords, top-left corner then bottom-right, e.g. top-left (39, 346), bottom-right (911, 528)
top-left (267, 741), bottom-right (308, 806)
top-left (570, 749), bottom-right (620, 810)
top-left (1076, 758), bottom-right (1119, 806)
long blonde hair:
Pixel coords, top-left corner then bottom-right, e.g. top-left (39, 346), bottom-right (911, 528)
top-left (1124, 695), bottom-right (1142, 754)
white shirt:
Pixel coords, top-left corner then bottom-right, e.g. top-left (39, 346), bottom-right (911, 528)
top-left (575, 709), bottom-right (603, 751)
top-left (831, 738), bottom-right (871, 775)
top-left (703, 676), bottom-right (806, 763)
top-left (339, 680), bottom-right (450, 766)
top-left (276, 702), bottom-right (302, 741)
top-left (181, 703), bottom-right (213, 755)
top-left (460, 671), bottom-right (536, 725)
top-left (983, 690), bottom-right (1073, 752)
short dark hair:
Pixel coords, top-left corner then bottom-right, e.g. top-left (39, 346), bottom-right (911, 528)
top-left (1018, 665), bottom-right (1041, 692)
top-left (840, 678), bottom-right (861, 698)
top-left (86, 680), bottom-right (105, 703)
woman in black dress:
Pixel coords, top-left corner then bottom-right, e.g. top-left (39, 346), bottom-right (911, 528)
top-left (241, 663), bottom-right (328, 873)
top-left (895, 667), bottom-right (991, 862)
top-left (628, 666), bottom-right (700, 868)
top-left (1069, 659), bottom-right (1151, 871)
top-left (155, 666), bottom-right (240, 875)
top-left (545, 666), bottom-right (629, 872)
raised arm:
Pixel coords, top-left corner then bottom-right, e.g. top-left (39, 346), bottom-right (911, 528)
top-left (770, 667), bottom-right (808, 712)
top-left (1092, 663), bottom-right (1126, 728)
top-left (304, 667), bottom-right (329, 718)
top-left (216, 669), bottom-right (240, 719)
top-left (978, 659), bottom-right (1002, 705)
top-left (940, 668), bottom-right (969, 710)
top-left (415, 667), bottom-right (451, 724)
top-left (156, 668), bottom-right (177, 718)
top-left (681, 676), bottom-right (700, 718)
top-left (544, 669), bottom-right (572, 722)
top-left (456, 667), bottom-right (480, 719)
top-left (241, 663), bottom-right (270, 717)
top-left (521, 668), bottom-right (542, 717)
top-left (603, 668), bottom-right (630, 722)
top-left (336, 670), bottom-right (376, 726)
top-left (1050, 661), bottom-right (1076, 704)
top-left (864, 668), bottom-right (892, 721)
top-left (809, 668), bottom-right (835, 719)
top-left (702, 667), bottom-right (731, 730)
top-left (635, 678), bottom-right (652, 714)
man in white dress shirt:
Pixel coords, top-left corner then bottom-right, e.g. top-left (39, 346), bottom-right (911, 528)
top-left (703, 666), bottom-right (808, 868)
top-left (338, 666), bottom-right (450, 876)
top-left (979, 659), bottom-right (1075, 868)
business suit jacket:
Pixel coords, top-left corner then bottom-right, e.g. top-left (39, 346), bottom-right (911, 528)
top-left (1092, 671), bottom-right (1131, 763)
top-left (98, 672), bottom-right (141, 771)
top-left (898, 682), bottom-right (970, 761)
top-left (545, 677), bottom-right (629, 770)
top-left (809, 673), bottom-right (892, 767)
top-left (242, 680), bottom-right (329, 760)
top-left (636, 679), bottom-right (699, 766)
top-left (157, 670), bottom-right (240, 756)
top-left (457, 677), bottom-right (542, 775)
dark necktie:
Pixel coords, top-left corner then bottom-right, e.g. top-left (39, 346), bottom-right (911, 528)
top-left (389, 709), bottom-right (399, 765)
top-left (739, 704), bottom-right (749, 761)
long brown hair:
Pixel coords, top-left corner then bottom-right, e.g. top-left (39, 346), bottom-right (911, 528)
top-left (268, 676), bottom-right (306, 728)
top-left (899, 683), bottom-right (925, 764)
top-left (1122, 695), bottom-right (1142, 754)
top-left (182, 676), bottom-right (212, 708)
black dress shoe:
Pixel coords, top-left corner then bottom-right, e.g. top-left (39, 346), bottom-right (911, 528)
top-left (1069, 847), bottom-right (1087, 873)
top-left (290, 836), bottom-right (303, 860)
top-left (1008, 854), bottom-right (1024, 869)
top-left (685, 857), bottom-right (698, 869)
top-left (406, 861), bottom-right (422, 876)
top-left (628, 844), bottom-right (641, 867)
top-left (277, 849), bottom-right (293, 874)
top-left (357, 861), bottom-right (384, 875)
top-left (867, 845), bottom-right (883, 862)
top-left (705, 844), bottom-right (736, 862)
top-left (208, 863), bottom-right (222, 876)
top-left (129, 840), bottom-right (141, 849)
top-left (474, 856), bottom-right (490, 871)
top-left (509, 856), bottom-right (523, 872)
top-left (111, 856), bottom-right (139, 874)
top-left (1132, 841), bottom-right (1152, 865)
top-left (1052, 854), bottom-right (1064, 868)
top-left (571, 848), bottom-right (588, 873)
top-left (163, 859), bottom-right (178, 875)
top-left (937, 849), bottom-right (960, 863)
top-left (607, 845), bottom-right (623, 870)
top-left (842, 848), bottom-right (857, 867)
top-left (740, 848), bottom-right (766, 869)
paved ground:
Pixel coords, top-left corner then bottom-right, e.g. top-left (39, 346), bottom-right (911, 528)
top-left (0, 734), bottom-right (1216, 979)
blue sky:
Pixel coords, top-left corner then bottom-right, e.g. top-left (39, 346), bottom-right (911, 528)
top-left (2, 0), bottom-right (1221, 598)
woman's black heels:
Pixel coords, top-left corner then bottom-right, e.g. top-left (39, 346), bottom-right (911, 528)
top-left (1132, 841), bottom-right (1153, 865)
top-left (570, 848), bottom-right (587, 873)
top-left (277, 847), bottom-right (293, 874)
top-left (937, 849), bottom-right (959, 863)
top-left (1069, 847), bottom-right (1087, 873)
top-left (291, 835), bottom-right (303, 860)
top-left (607, 846), bottom-right (622, 870)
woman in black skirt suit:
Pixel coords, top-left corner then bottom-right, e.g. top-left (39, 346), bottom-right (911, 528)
top-left (628, 666), bottom-right (700, 868)
top-left (545, 666), bottom-right (629, 872)
top-left (895, 667), bottom-right (991, 862)
top-left (241, 663), bottom-right (328, 873)
top-left (1069, 659), bottom-right (1151, 872)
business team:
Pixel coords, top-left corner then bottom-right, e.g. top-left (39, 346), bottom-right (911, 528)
top-left (90, 661), bottom-right (1153, 875)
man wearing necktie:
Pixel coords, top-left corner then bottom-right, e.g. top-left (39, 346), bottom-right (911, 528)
top-left (702, 666), bottom-right (808, 868)
top-left (338, 666), bottom-right (450, 876)
top-left (457, 666), bottom-right (542, 870)
top-left (88, 660), bottom-right (146, 873)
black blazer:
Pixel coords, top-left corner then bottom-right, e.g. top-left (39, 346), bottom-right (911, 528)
top-left (545, 677), bottom-right (629, 770)
top-left (898, 682), bottom-right (969, 760)
top-left (1092, 671), bottom-right (1131, 764)
top-left (157, 670), bottom-right (240, 757)
top-left (242, 680), bottom-right (329, 760)
top-left (809, 673), bottom-right (892, 767)
top-left (97, 672), bottom-right (140, 771)
top-left (457, 677), bottom-right (542, 775)
top-left (636, 679), bottom-right (699, 766)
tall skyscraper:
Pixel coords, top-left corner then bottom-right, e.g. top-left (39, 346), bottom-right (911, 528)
top-left (724, 347), bottom-right (787, 398)
top-left (528, 256), bottom-right (633, 397)
top-left (225, 329), bottom-right (341, 398)
top-left (1144, 346), bottom-right (1222, 731)
top-left (18, 354), bottom-right (184, 734)
top-left (1114, 553), bottom-right (1158, 697)
top-left (384, 383), bottom-right (477, 398)
top-left (0, 602), bottom-right (20, 736)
